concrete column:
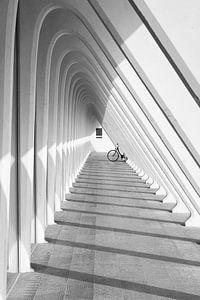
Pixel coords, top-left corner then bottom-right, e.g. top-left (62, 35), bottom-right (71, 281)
top-left (55, 65), bottom-right (65, 210)
top-left (46, 57), bottom-right (59, 225)
top-left (34, 25), bottom-right (51, 243)
top-left (17, 0), bottom-right (42, 271)
top-left (8, 41), bottom-right (19, 273)
top-left (0, 1), bottom-right (18, 298)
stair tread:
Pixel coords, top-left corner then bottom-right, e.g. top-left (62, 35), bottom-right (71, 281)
top-left (73, 183), bottom-right (157, 193)
top-left (80, 171), bottom-right (142, 179)
top-left (65, 194), bottom-right (174, 211)
top-left (82, 168), bottom-right (135, 173)
top-left (31, 232), bottom-right (197, 268)
top-left (47, 223), bottom-right (200, 243)
top-left (28, 238), bottom-right (200, 299)
top-left (81, 169), bottom-right (137, 175)
top-left (70, 187), bottom-right (165, 201)
top-left (76, 178), bottom-right (150, 187)
top-left (44, 224), bottom-right (199, 258)
top-left (61, 200), bottom-right (172, 215)
top-left (55, 210), bottom-right (189, 226)
top-left (78, 174), bottom-right (146, 183)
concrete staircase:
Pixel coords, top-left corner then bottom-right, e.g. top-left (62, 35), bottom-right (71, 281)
top-left (8, 153), bottom-right (200, 299)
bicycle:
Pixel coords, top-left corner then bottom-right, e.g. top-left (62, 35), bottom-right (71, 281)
top-left (107, 143), bottom-right (128, 162)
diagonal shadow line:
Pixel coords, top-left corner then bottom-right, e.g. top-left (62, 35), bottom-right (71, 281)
top-left (61, 208), bottom-right (184, 225)
top-left (45, 238), bottom-right (200, 267)
top-left (54, 221), bottom-right (199, 243)
top-left (64, 199), bottom-right (173, 212)
top-left (31, 263), bottom-right (200, 300)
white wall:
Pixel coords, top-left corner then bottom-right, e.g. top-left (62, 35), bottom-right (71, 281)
top-left (91, 127), bottom-right (114, 152)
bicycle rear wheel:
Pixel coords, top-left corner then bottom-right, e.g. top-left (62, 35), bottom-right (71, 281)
top-left (107, 150), bottom-right (119, 162)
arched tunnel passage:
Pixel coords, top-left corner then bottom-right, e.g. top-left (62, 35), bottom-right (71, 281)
top-left (0, 0), bottom-right (200, 298)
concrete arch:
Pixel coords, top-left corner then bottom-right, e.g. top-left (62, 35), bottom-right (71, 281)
top-left (25, 2), bottom-right (200, 218)
top-left (62, 51), bottom-right (198, 213)
top-left (33, 4), bottom-right (112, 242)
top-left (59, 56), bottom-right (197, 222)
top-left (1, 1), bottom-right (200, 296)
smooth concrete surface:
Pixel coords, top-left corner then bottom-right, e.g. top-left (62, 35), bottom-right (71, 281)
top-left (8, 153), bottom-right (200, 299)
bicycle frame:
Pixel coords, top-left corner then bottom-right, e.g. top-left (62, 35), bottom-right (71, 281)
top-left (115, 144), bottom-right (124, 159)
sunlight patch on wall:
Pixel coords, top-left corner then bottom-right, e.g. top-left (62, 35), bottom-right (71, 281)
top-left (56, 142), bottom-right (62, 160)
top-left (48, 143), bottom-right (56, 164)
top-left (67, 135), bottom-right (91, 151)
top-left (0, 153), bottom-right (12, 200)
top-left (21, 148), bottom-right (34, 181)
top-left (37, 145), bottom-right (47, 169)
top-left (123, 24), bottom-right (147, 57)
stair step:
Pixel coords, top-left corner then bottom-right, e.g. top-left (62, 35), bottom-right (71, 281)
top-left (46, 222), bottom-right (198, 254)
top-left (31, 243), bottom-right (54, 265)
top-left (64, 193), bottom-right (174, 211)
top-left (31, 244), bottom-right (73, 298)
top-left (73, 182), bottom-right (157, 194)
top-left (28, 227), bottom-right (200, 300)
top-left (69, 187), bottom-right (165, 201)
top-left (10, 236), bottom-right (200, 300)
top-left (75, 178), bottom-right (150, 187)
top-left (82, 166), bottom-right (134, 172)
top-left (10, 152), bottom-right (200, 299)
top-left (55, 209), bottom-right (188, 226)
top-left (78, 174), bottom-right (146, 183)
top-left (85, 160), bottom-right (127, 164)
top-left (81, 168), bottom-right (136, 174)
top-left (46, 222), bottom-right (200, 245)
top-left (80, 171), bottom-right (141, 179)
top-left (61, 200), bottom-right (172, 216)
top-left (53, 214), bottom-right (194, 246)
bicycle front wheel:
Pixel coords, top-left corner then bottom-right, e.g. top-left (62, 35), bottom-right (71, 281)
top-left (107, 150), bottom-right (119, 162)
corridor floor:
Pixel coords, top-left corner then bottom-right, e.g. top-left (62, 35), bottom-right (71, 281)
top-left (8, 153), bottom-right (200, 299)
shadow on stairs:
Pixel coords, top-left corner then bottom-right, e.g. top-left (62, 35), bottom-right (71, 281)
top-left (8, 152), bottom-right (200, 300)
